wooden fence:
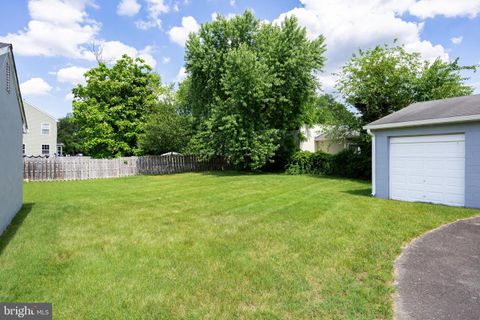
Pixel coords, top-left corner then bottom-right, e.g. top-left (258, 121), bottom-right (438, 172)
top-left (23, 155), bottom-right (230, 182)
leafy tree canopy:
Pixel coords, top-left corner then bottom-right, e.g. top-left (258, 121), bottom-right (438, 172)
top-left (336, 43), bottom-right (476, 125)
top-left (72, 55), bottom-right (165, 158)
top-left (183, 11), bottom-right (326, 170)
top-left (138, 87), bottom-right (192, 155)
top-left (57, 113), bottom-right (83, 156)
top-left (313, 94), bottom-right (361, 143)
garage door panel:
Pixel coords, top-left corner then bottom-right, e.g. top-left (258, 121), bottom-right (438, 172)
top-left (408, 176), bottom-right (425, 184)
top-left (424, 176), bottom-right (443, 186)
top-left (445, 194), bottom-right (465, 206)
top-left (446, 177), bottom-right (464, 187)
top-left (391, 189), bottom-right (423, 202)
top-left (390, 134), bottom-right (465, 207)
top-left (423, 191), bottom-right (444, 202)
top-left (423, 142), bottom-right (463, 155)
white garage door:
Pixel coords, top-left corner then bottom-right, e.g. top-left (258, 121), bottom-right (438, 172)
top-left (389, 134), bottom-right (465, 206)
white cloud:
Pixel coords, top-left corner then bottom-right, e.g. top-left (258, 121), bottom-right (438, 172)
top-left (404, 40), bottom-right (449, 62)
top-left (99, 41), bottom-right (157, 67)
top-left (117, 0), bottom-right (141, 16)
top-left (0, 0), bottom-right (153, 67)
top-left (135, 0), bottom-right (169, 29)
top-left (316, 74), bottom-right (338, 92)
top-left (28, 0), bottom-right (89, 25)
top-left (212, 12), bottom-right (237, 21)
top-left (409, 0), bottom-right (480, 19)
top-left (0, 0), bottom-right (99, 59)
top-left (471, 82), bottom-right (480, 94)
top-left (230, 0), bottom-right (235, 6)
top-left (65, 92), bottom-right (74, 101)
top-left (162, 56), bottom-right (171, 64)
top-left (274, 0), bottom-right (451, 91)
top-left (168, 16), bottom-right (200, 46)
top-left (451, 36), bottom-right (463, 45)
top-left (175, 67), bottom-right (187, 82)
top-left (56, 66), bottom-right (89, 84)
top-left (20, 77), bottom-right (53, 96)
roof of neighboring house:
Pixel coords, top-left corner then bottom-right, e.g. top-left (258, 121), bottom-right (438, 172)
top-left (23, 100), bottom-right (58, 122)
top-left (365, 94), bottom-right (480, 130)
top-left (0, 42), bottom-right (27, 129)
top-left (314, 132), bottom-right (359, 141)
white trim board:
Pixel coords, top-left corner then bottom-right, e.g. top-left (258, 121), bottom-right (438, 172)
top-left (364, 114), bottom-right (480, 130)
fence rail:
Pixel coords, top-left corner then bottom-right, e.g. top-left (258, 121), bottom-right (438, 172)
top-left (23, 155), bottom-right (229, 182)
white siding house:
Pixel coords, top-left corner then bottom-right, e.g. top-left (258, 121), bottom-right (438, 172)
top-left (23, 101), bottom-right (58, 157)
top-left (0, 43), bottom-right (27, 234)
top-left (300, 125), bottom-right (357, 154)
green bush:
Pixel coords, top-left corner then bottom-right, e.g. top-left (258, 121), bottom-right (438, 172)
top-left (286, 149), bottom-right (371, 180)
top-left (285, 151), bottom-right (313, 175)
top-left (310, 151), bottom-right (334, 175)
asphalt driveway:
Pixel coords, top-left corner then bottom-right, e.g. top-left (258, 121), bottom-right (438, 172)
top-left (394, 216), bottom-right (480, 320)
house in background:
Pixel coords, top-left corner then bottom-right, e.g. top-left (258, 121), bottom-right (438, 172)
top-left (23, 100), bottom-right (60, 157)
top-left (300, 125), bottom-right (358, 154)
top-left (0, 43), bottom-right (27, 234)
top-left (365, 94), bottom-right (480, 209)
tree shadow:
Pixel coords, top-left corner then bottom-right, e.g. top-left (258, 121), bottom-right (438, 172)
top-left (0, 203), bottom-right (35, 256)
top-left (342, 188), bottom-right (373, 197)
top-left (198, 170), bottom-right (253, 177)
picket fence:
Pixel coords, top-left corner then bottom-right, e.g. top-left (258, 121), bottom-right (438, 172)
top-left (23, 155), bottom-right (230, 182)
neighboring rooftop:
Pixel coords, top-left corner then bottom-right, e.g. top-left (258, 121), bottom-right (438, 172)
top-left (365, 94), bottom-right (480, 129)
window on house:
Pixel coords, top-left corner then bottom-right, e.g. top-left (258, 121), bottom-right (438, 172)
top-left (41, 123), bottom-right (50, 135)
top-left (5, 61), bottom-right (11, 94)
top-left (22, 144), bottom-right (25, 155)
top-left (42, 145), bottom-right (49, 155)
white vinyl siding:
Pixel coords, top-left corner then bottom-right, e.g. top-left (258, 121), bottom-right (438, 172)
top-left (41, 123), bottom-right (50, 135)
top-left (389, 134), bottom-right (465, 207)
top-left (22, 102), bottom-right (57, 156)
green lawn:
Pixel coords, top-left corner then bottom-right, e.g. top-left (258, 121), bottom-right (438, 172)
top-left (0, 173), bottom-right (477, 319)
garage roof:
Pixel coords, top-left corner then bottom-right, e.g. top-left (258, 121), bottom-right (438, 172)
top-left (364, 94), bottom-right (480, 130)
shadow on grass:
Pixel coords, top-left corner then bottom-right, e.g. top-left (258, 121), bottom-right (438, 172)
top-left (198, 170), bottom-right (254, 177)
top-left (0, 203), bottom-right (35, 256)
top-left (342, 188), bottom-right (372, 197)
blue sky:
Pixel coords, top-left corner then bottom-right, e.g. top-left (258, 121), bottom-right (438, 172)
top-left (1, 0), bottom-right (479, 118)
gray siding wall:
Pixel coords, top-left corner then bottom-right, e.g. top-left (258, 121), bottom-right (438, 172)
top-left (372, 122), bottom-right (480, 209)
top-left (23, 101), bottom-right (57, 156)
top-left (0, 52), bottom-right (23, 234)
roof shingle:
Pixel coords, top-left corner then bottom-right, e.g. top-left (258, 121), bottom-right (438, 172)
top-left (367, 94), bottom-right (480, 127)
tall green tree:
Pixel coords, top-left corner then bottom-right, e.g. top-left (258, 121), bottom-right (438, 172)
top-left (72, 55), bottom-right (164, 158)
top-left (57, 114), bottom-right (83, 155)
top-left (184, 11), bottom-right (326, 170)
top-left (313, 94), bottom-right (360, 143)
top-left (336, 43), bottom-right (475, 125)
top-left (138, 87), bottom-right (192, 155)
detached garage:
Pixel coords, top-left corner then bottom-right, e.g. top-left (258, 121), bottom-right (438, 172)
top-left (365, 94), bottom-right (480, 209)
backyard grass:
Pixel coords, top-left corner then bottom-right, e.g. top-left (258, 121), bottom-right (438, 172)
top-left (0, 173), bottom-right (478, 319)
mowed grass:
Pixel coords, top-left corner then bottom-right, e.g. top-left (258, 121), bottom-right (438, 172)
top-left (0, 173), bottom-right (478, 319)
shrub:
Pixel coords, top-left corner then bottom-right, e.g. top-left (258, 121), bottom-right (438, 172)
top-left (329, 149), bottom-right (371, 180)
top-left (286, 149), bottom-right (371, 180)
top-left (285, 151), bottom-right (313, 175)
top-left (310, 151), bottom-right (334, 175)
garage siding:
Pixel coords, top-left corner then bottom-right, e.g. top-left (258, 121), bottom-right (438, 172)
top-left (372, 122), bottom-right (480, 209)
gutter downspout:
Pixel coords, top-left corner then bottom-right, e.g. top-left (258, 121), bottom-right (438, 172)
top-left (366, 129), bottom-right (376, 196)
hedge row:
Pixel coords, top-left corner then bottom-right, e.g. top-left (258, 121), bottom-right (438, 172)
top-left (285, 149), bottom-right (371, 180)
